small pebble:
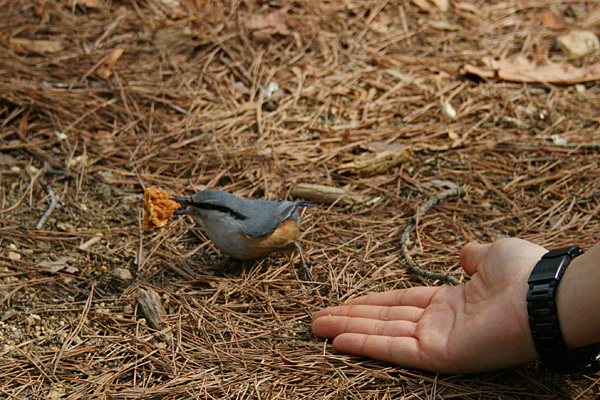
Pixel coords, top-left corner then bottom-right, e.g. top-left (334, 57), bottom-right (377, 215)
top-left (441, 101), bottom-right (457, 119)
top-left (8, 244), bottom-right (21, 261)
top-left (26, 314), bottom-right (41, 328)
top-left (557, 30), bottom-right (599, 58)
top-left (111, 267), bottom-right (133, 280)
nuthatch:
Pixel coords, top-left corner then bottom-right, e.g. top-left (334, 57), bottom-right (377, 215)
top-left (171, 189), bottom-right (313, 280)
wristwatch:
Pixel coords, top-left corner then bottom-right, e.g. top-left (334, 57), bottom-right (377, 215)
top-left (527, 246), bottom-right (600, 373)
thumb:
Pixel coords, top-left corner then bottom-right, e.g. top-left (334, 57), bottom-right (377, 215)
top-left (460, 241), bottom-right (493, 275)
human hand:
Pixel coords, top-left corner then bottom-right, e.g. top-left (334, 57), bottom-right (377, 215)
top-left (312, 238), bottom-right (548, 373)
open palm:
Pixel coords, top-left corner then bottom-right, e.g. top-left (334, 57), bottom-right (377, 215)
top-left (312, 238), bottom-right (548, 373)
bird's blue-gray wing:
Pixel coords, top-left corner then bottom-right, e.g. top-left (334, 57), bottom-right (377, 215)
top-left (240, 201), bottom-right (300, 238)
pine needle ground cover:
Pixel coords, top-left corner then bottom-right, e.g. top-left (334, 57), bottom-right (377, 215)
top-left (1, 1), bottom-right (599, 398)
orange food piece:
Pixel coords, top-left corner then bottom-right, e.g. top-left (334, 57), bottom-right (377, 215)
top-left (142, 187), bottom-right (181, 229)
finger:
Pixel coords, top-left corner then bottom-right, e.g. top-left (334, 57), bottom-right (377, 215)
top-left (345, 287), bottom-right (439, 308)
top-left (459, 241), bottom-right (492, 275)
top-left (312, 315), bottom-right (416, 339)
top-left (313, 304), bottom-right (423, 323)
top-left (332, 333), bottom-right (435, 371)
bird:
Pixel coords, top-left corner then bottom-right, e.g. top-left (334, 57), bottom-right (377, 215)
top-left (171, 189), bottom-right (313, 280)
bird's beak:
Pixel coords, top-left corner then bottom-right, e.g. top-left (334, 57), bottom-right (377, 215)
top-left (171, 197), bottom-right (192, 215)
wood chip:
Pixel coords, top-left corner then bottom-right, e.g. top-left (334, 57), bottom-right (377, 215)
top-left (78, 234), bottom-right (103, 250)
top-left (291, 183), bottom-right (369, 207)
top-left (137, 287), bottom-right (172, 341)
top-left (95, 48), bottom-right (124, 80)
top-left (338, 147), bottom-right (413, 175)
top-left (9, 38), bottom-right (64, 54)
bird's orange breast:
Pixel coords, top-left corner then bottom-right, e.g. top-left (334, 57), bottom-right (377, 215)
top-left (239, 219), bottom-right (301, 259)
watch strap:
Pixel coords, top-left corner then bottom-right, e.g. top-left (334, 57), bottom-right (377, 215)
top-left (527, 246), bottom-right (600, 373)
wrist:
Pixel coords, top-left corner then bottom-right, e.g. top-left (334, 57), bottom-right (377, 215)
top-left (556, 243), bottom-right (600, 349)
top-left (527, 244), bottom-right (600, 373)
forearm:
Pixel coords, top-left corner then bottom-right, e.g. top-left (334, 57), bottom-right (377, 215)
top-left (556, 241), bottom-right (600, 349)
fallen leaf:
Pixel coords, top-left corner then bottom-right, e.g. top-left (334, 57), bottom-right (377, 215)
top-left (540, 10), bottom-right (564, 29)
top-left (461, 56), bottom-right (600, 84)
top-left (245, 6), bottom-right (291, 40)
top-left (95, 47), bottom-right (124, 80)
top-left (461, 63), bottom-right (495, 79)
top-left (38, 256), bottom-right (77, 273)
top-left (9, 38), bottom-right (64, 54)
top-left (361, 141), bottom-right (406, 152)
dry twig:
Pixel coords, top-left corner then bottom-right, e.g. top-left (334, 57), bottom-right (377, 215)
top-left (35, 183), bottom-right (59, 229)
top-left (399, 186), bottom-right (466, 285)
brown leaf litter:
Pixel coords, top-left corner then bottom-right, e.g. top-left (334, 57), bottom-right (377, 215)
top-left (0, 1), bottom-right (599, 399)
top-left (462, 56), bottom-right (600, 84)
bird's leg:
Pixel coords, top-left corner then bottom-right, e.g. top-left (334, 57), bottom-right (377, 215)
top-left (294, 242), bottom-right (314, 281)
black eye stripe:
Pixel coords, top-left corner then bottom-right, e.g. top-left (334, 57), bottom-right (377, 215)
top-left (192, 202), bottom-right (248, 221)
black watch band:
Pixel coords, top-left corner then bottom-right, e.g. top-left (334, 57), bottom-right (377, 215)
top-left (527, 246), bottom-right (600, 373)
